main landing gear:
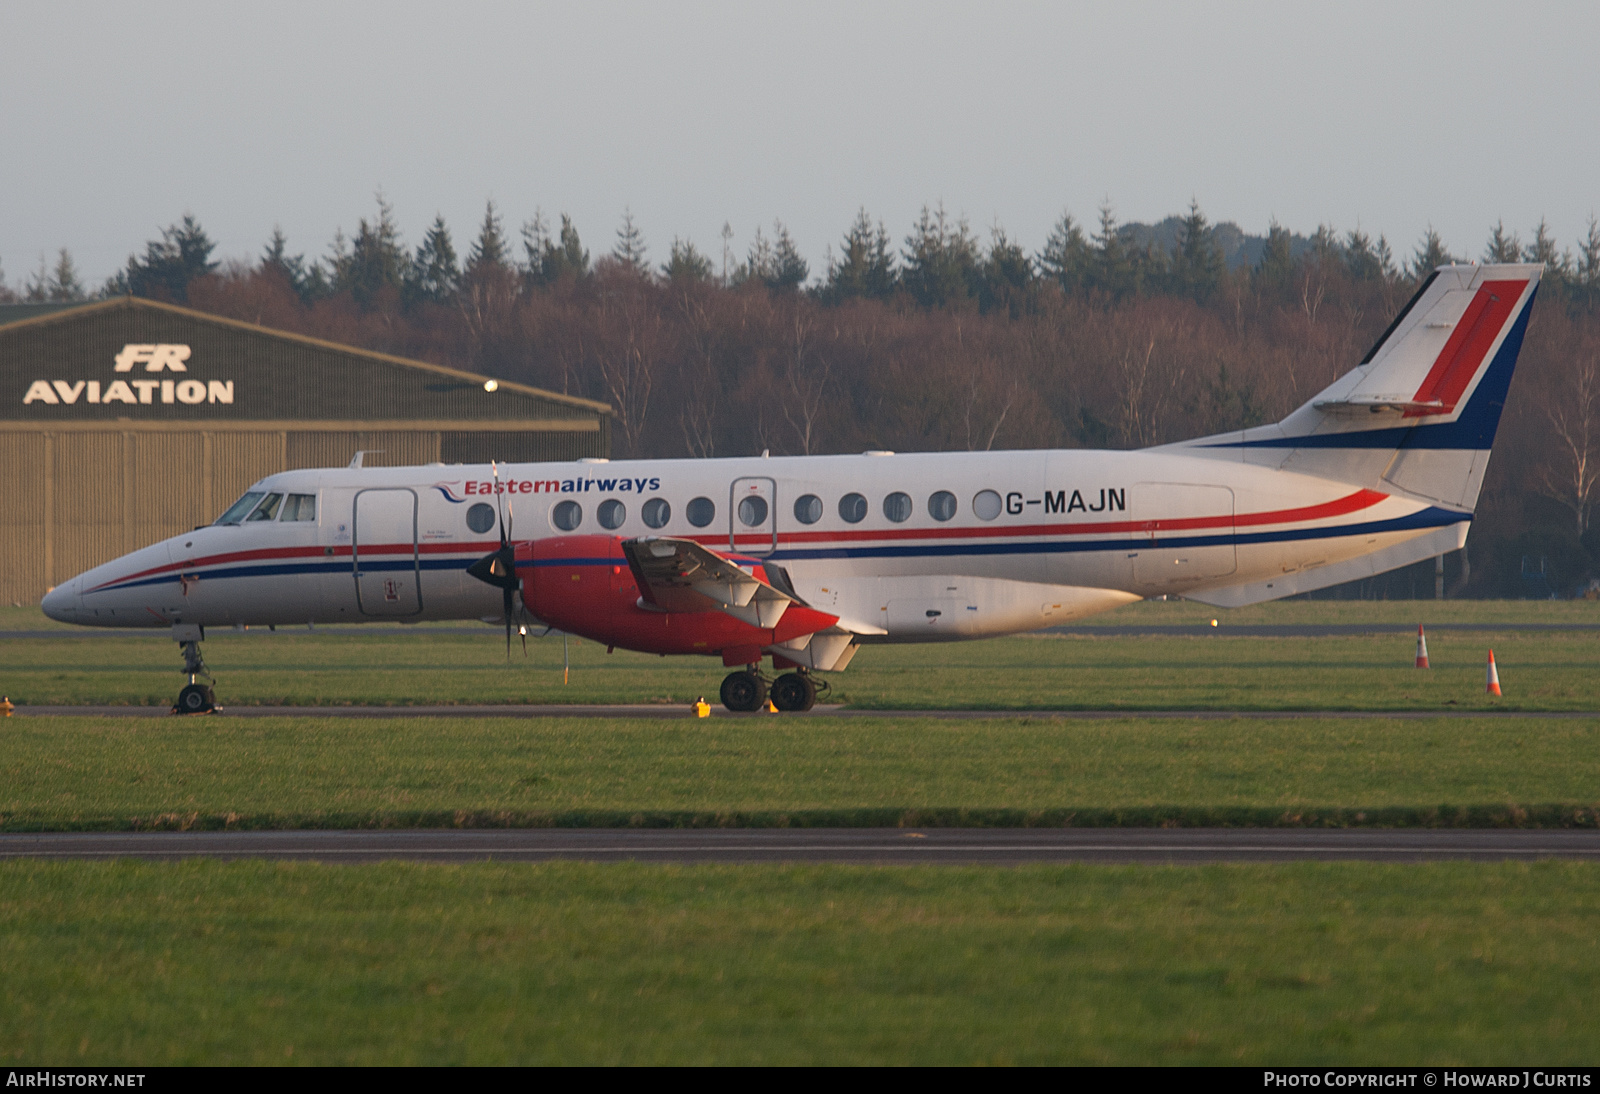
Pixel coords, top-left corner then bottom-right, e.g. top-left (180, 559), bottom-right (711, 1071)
top-left (171, 624), bottom-right (219, 715)
top-left (719, 667), bottom-right (819, 713)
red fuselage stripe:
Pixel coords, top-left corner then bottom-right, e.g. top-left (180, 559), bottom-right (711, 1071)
top-left (718, 488), bottom-right (1388, 547)
top-left (90, 489), bottom-right (1390, 590)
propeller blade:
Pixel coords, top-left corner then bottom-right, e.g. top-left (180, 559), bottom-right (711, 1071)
top-left (492, 461), bottom-right (509, 549)
top-left (504, 584), bottom-right (514, 661)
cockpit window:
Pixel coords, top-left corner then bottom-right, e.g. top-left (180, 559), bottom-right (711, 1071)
top-left (215, 492), bottom-right (265, 525)
top-left (280, 494), bottom-right (317, 522)
top-left (247, 493), bottom-right (284, 522)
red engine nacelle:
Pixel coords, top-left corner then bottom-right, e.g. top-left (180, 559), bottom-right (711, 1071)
top-left (516, 535), bottom-right (837, 665)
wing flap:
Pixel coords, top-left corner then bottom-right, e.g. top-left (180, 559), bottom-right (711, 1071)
top-left (622, 536), bottom-right (792, 625)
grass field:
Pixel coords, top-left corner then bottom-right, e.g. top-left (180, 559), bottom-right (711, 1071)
top-left (4, 714), bottom-right (1598, 830)
top-left (4, 860), bottom-right (1599, 1064)
top-left (4, 625), bottom-right (1600, 711)
top-left (6, 598), bottom-right (1598, 1064)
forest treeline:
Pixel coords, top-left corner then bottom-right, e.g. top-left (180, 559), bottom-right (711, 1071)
top-left (4, 198), bottom-right (1598, 597)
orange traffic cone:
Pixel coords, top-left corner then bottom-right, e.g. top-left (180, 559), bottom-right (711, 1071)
top-left (1415, 624), bottom-right (1430, 668)
top-left (1486, 649), bottom-right (1502, 696)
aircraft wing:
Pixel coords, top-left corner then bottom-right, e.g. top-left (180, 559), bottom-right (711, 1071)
top-left (621, 536), bottom-right (794, 628)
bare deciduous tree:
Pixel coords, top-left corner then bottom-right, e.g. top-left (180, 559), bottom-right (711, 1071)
top-left (1538, 352), bottom-right (1600, 537)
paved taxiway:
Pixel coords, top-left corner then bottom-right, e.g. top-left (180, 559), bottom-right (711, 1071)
top-left (15, 703), bottom-right (1600, 719)
top-left (4, 829), bottom-right (1600, 864)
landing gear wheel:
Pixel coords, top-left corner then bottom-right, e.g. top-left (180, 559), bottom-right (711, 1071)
top-left (770, 672), bottom-right (817, 712)
top-left (175, 683), bottom-right (216, 715)
top-left (720, 670), bottom-right (768, 713)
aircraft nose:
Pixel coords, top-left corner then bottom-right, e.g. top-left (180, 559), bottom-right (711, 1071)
top-left (41, 578), bottom-right (81, 622)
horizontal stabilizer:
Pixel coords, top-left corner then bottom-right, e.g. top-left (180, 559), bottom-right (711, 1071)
top-left (1311, 396), bottom-right (1446, 415)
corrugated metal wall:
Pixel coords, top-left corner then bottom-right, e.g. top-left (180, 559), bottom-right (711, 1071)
top-left (0, 427), bottom-right (609, 605)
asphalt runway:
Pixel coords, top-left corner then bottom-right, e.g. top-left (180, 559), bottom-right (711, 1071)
top-left (14, 703), bottom-right (1600, 719)
top-left (4, 828), bottom-right (1599, 864)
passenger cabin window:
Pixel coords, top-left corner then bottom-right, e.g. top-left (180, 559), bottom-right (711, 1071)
top-left (686, 497), bottom-right (716, 528)
top-left (280, 494), bottom-right (317, 522)
top-left (794, 494), bottom-right (822, 524)
top-left (928, 491), bottom-right (957, 521)
top-left (883, 492), bottom-right (912, 522)
top-left (839, 493), bottom-right (867, 524)
top-left (598, 499), bottom-right (626, 529)
top-left (465, 503), bottom-right (496, 534)
top-left (552, 500), bottom-right (583, 531)
top-left (247, 493), bottom-right (283, 521)
top-left (642, 498), bottom-right (671, 528)
top-left (737, 496), bottom-right (768, 526)
top-left (973, 490), bottom-right (1003, 521)
top-left (215, 492), bottom-right (264, 525)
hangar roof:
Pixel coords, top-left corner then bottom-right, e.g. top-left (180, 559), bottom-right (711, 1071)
top-left (0, 296), bottom-right (611, 425)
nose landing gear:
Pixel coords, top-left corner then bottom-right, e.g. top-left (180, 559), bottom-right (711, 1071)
top-left (171, 624), bottom-right (219, 715)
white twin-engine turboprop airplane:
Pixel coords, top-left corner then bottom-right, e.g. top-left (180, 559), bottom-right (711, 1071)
top-left (43, 264), bottom-right (1541, 713)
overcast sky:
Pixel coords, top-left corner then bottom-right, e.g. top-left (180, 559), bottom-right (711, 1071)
top-left (3, 0), bottom-right (1598, 287)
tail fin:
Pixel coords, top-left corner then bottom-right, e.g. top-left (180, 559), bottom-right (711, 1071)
top-left (1175, 264), bottom-right (1542, 510)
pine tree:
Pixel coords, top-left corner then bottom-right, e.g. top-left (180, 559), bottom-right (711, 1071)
top-left (1038, 210), bottom-right (1091, 293)
top-left (741, 225), bottom-right (774, 286)
top-left (826, 209), bottom-right (896, 301)
top-left (766, 220), bottom-right (808, 291)
top-left (1410, 226), bottom-right (1454, 278)
top-left (1375, 235), bottom-right (1397, 281)
top-left (529, 213), bottom-right (589, 283)
top-left (1310, 223), bottom-right (1342, 264)
top-left (408, 215), bottom-right (459, 304)
top-left (660, 237), bottom-right (710, 282)
top-left (321, 227), bottom-right (353, 295)
top-left (1577, 216), bottom-right (1600, 303)
top-left (1253, 219), bottom-right (1295, 291)
top-left (342, 192), bottom-right (409, 306)
top-left (1091, 202), bottom-right (1134, 298)
top-left (1174, 199), bottom-right (1223, 299)
top-left (612, 209), bottom-right (649, 274)
top-left (901, 203), bottom-right (978, 307)
top-left (1485, 220), bottom-right (1522, 264)
top-left (463, 200), bottom-right (512, 283)
top-left (46, 249), bottom-right (86, 301)
top-left (1524, 218), bottom-right (1570, 282)
top-left (117, 214), bottom-right (218, 302)
top-left (1344, 227), bottom-right (1383, 281)
top-left (24, 254), bottom-right (51, 302)
top-left (261, 227), bottom-right (310, 297)
top-left (979, 226), bottom-right (1034, 315)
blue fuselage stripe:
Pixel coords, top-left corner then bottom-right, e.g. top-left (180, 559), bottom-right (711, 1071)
top-left (86, 507), bottom-right (1468, 594)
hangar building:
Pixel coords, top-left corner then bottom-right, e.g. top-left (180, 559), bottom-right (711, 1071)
top-left (0, 296), bottom-right (611, 605)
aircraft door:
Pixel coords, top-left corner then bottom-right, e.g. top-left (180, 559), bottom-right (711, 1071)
top-left (729, 477), bottom-right (777, 556)
top-left (1128, 483), bottom-right (1236, 591)
top-left (353, 488), bottom-right (422, 615)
